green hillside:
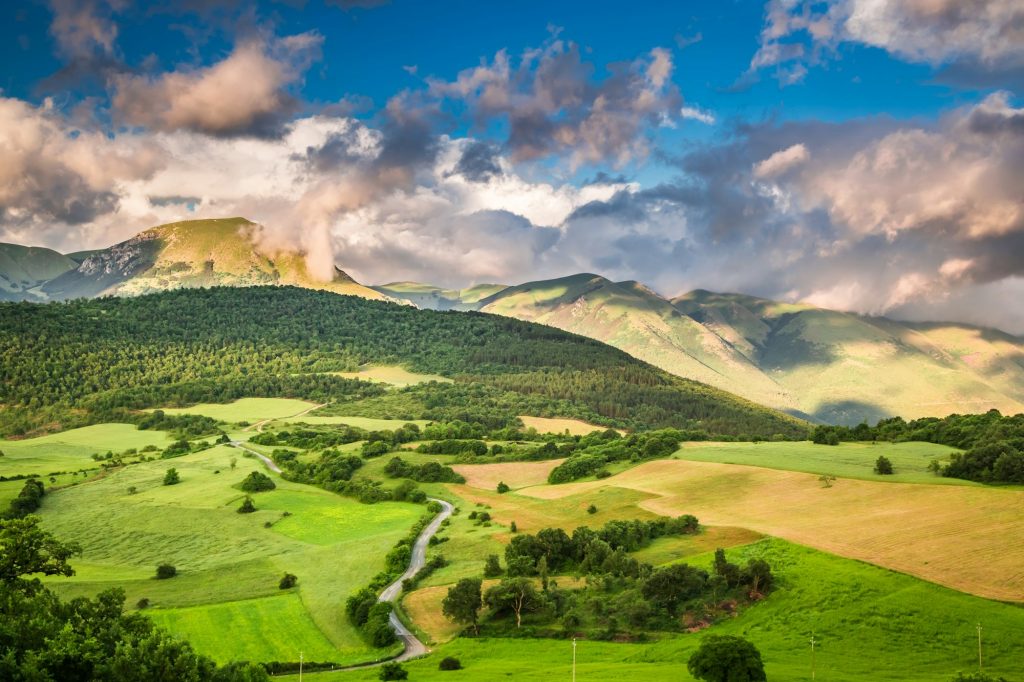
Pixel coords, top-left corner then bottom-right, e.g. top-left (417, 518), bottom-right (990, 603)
top-left (0, 286), bottom-right (807, 439)
top-left (33, 218), bottom-right (385, 301)
top-left (0, 243), bottom-right (77, 300)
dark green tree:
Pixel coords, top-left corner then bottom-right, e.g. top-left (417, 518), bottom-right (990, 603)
top-left (442, 577), bottom-right (483, 634)
top-left (240, 471), bottom-right (276, 492)
top-left (163, 468), bottom-right (180, 486)
top-left (687, 635), bottom-right (767, 682)
top-left (874, 455), bottom-right (894, 475)
top-left (485, 577), bottom-right (545, 629)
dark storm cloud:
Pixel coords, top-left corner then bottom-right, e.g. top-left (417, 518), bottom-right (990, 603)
top-left (452, 141), bottom-right (502, 182)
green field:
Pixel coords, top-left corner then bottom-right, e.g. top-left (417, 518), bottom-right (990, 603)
top-left (0, 423), bottom-right (174, 477)
top-left (675, 440), bottom-right (968, 485)
top-left (332, 364), bottom-right (453, 387)
top-left (302, 539), bottom-right (1024, 681)
top-left (155, 398), bottom-right (319, 423)
top-left (279, 415), bottom-right (432, 430)
top-left (39, 443), bottom-right (423, 664)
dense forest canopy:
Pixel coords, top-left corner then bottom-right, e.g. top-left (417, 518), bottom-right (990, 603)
top-left (0, 287), bottom-right (806, 439)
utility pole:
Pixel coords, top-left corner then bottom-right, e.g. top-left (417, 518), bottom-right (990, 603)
top-left (299, 650), bottom-right (303, 682)
top-left (809, 633), bottom-right (818, 680)
top-left (572, 637), bottom-right (577, 682)
top-left (977, 623), bottom-right (983, 671)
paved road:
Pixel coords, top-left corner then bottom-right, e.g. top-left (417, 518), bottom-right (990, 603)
top-left (228, 441), bottom-right (282, 474)
top-left (379, 498), bottom-right (454, 661)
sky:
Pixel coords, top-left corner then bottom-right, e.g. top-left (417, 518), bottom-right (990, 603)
top-left (1, 0), bottom-right (1023, 332)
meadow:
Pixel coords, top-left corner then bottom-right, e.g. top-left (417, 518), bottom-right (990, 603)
top-left (155, 397), bottom-right (319, 422)
top-left (0, 423), bottom-right (174, 477)
top-left (330, 364), bottom-right (453, 387)
top-left (38, 442), bottom-right (423, 664)
top-left (302, 538), bottom-right (1024, 681)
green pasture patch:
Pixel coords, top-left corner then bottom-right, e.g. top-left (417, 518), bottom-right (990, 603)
top-left (675, 440), bottom-right (967, 485)
top-left (155, 398), bottom-right (318, 422)
top-left (0, 423), bottom-right (173, 477)
top-left (278, 415), bottom-right (431, 430)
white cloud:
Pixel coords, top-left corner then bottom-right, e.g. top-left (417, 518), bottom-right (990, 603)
top-left (753, 143), bottom-right (810, 178)
top-left (679, 106), bottom-right (716, 125)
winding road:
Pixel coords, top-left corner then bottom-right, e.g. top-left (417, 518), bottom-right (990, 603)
top-left (236, 440), bottom-right (454, 666)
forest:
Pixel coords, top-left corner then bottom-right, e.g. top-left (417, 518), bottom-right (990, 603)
top-left (0, 287), bottom-right (807, 439)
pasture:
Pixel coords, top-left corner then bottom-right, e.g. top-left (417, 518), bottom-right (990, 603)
top-left (510, 458), bottom-right (1024, 601)
top-left (278, 415), bottom-right (431, 430)
top-left (0, 423), bottom-right (173, 477)
top-left (154, 397), bottom-right (319, 422)
top-left (518, 415), bottom-right (618, 436)
top-left (331, 364), bottom-right (452, 387)
top-left (38, 442), bottom-right (423, 664)
top-left (305, 539), bottom-right (1024, 681)
top-left (676, 440), bottom-right (967, 485)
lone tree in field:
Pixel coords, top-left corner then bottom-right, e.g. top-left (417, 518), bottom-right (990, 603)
top-left (237, 496), bottom-right (256, 514)
top-left (496, 481), bottom-right (510, 494)
top-left (379, 662), bottom-right (408, 680)
top-left (687, 635), bottom-right (767, 682)
top-left (240, 471), bottom-right (276, 492)
top-left (818, 474), bottom-right (836, 488)
top-left (155, 564), bottom-right (177, 579)
top-left (443, 578), bottom-right (483, 634)
top-left (163, 468), bottom-right (180, 486)
top-left (874, 455), bottom-right (894, 475)
top-left (279, 573), bottom-right (297, 589)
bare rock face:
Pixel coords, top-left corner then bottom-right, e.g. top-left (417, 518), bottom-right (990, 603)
top-left (77, 231), bottom-right (161, 278)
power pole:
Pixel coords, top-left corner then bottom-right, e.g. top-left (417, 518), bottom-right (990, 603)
top-left (572, 637), bottom-right (577, 682)
top-left (299, 650), bottom-right (303, 682)
top-left (977, 623), bottom-right (983, 671)
top-left (809, 633), bottom-right (818, 680)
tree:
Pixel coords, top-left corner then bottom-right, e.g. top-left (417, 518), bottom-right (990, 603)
top-left (642, 563), bottom-right (708, 615)
top-left (379, 662), bottom-right (408, 680)
top-left (510, 520), bottom-right (517, 533)
top-left (442, 578), bottom-right (483, 634)
top-left (240, 471), bottom-right (276, 492)
top-left (587, 504), bottom-right (598, 514)
top-left (279, 573), bottom-right (297, 589)
top-left (127, 486), bottom-right (138, 495)
top-left (874, 455), bottom-right (894, 475)
top-left (0, 515), bottom-right (79, 586)
top-left (483, 554), bottom-right (503, 578)
top-left (230, 456), bottom-right (238, 470)
top-left (687, 635), bottom-right (767, 682)
top-left (163, 468), bottom-right (180, 486)
top-left (438, 656), bottom-right (462, 670)
top-left (156, 564), bottom-right (177, 579)
top-left (237, 496), bottom-right (256, 514)
top-left (818, 474), bottom-right (836, 488)
top-left (496, 481), bottom-right (510, 494)
top-left (712, 548), bottom-right (741, 588)
top-left (485, 577), bottom-right (545, 628)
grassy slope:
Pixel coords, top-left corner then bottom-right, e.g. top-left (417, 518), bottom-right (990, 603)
top-left (0, 243), bottom-right (76, 298)
top-left (0, 423), bottom-right (174, 477)
top-left (39, 443), bottom-right (422, 665)
top-left (311, 538), bottom-right (1024, 682)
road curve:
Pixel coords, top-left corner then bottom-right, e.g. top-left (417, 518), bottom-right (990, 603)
top-left (228, 441), bottom-right (282, 474)
top-left (381, 498), bottom-right (454, 661)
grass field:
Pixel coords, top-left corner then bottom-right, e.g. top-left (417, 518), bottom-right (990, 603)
top-left (332, 365), bottom-right (452, 387)
top-left (509, 458), bottom-right (1024, 601)
top-left (277, 416), bottom-right (431, 430)
top-left (453, 458), bottom-right (565, 490)
top-left (156, 398), bottom-right (319, 422)
top-left (676, 440), bottom-right (968, 485)
top-left (518, 416), bottom-right (619, 436)
top-left (302, 538), bottom-right (1024, 681)
top-left (39, 442), bottom-right (423, 664)
top-left (0, 423), bottom-right (174, 477)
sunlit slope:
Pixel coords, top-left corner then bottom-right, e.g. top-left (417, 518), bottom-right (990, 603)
top-left (475, 274), bottom-right (798, 414)
top-left (0, 243), bottom-right (77, 300)
top-left (372, 281), bottom-right (507, 310)
top-left (676, 290), bottom-right (1024, 424)
top-left (40, 217), bottom-right (386, 300)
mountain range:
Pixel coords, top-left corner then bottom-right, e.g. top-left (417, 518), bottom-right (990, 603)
top-left (5, 217), bottom-right (1023, 425)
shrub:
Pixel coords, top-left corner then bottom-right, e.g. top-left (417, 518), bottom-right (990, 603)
top-left (238, 496), bottom-right (257, 514)
top-left (484, 554), bottom-right (503, 578)
top-left (162, 468), bottom-right (180, 486)
top-left (136, 598), bottom-right (150, 609)
top-left (240, 471), bottom-right (276, 492)
top-left (687, 635), bottom-right (766, 682)
top-left (587, 504), bottom-right (598, 514)
top-left (379, 662), bottom-right (408, 680)
top-left (279, 573), bottom-right (298, 589)
top-left (439, 657), bottom-right (462, 670)
top-left (156, 564), bottom-right (177, 579)
top-left (509, 520), bottom-right (517, 533)
top-left (496, 481), bottom-right (510, 494)
top-left (874, 455), bottom-right (894, 475)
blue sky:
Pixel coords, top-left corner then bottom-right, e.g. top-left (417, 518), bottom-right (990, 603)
top-left (1, 0), bottom-right (1023, 331)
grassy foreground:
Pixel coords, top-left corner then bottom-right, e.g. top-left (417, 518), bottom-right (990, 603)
top-left (303, 539), bottom-right (1024, 681)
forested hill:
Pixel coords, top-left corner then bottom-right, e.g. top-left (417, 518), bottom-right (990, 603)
top-left (0, 287), bottom-right (806, 439)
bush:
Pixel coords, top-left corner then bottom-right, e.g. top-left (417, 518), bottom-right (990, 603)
top-left (156, 564), bottom-right (177, 579)
top-left (687, 635), bottom-right (766, 682)
top-left (240, 471), bottom-right (276, 492)
top-left (874, 455), bottom-right (894, 475)
top-left (279, 573), bottom-right (298, 589)
top-left (496, 481), bottom-right (510, 494)
top-left (439, 656), bottom-right (462, 670)
top-left (587, 504), bottom-right (598, 514)
top-left (484, 554), bottom-right (503, 578)
top-left (136, 598), bottom-right (150, 609)
top-left (162, 468), bottom-right (180, 486)
top-left (379, 662), bottom-right (408, 680)
top-left (238, 496), bottom-right (256, 514)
